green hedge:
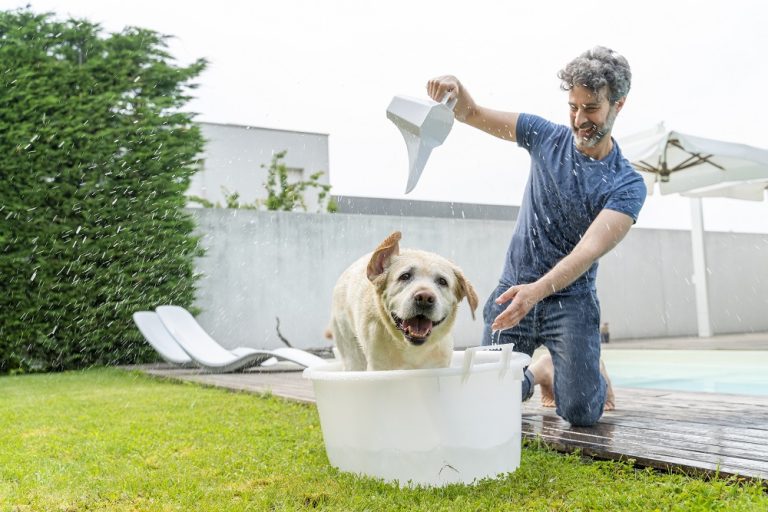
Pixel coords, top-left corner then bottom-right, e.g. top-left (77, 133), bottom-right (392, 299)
top-left (0, 9), bottom-right (207, 372)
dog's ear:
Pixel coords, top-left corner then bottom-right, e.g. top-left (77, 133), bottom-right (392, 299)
top-left (453, 268), bottom-right (479, 320)
top-left (367, 231), bottom-right (401, 282)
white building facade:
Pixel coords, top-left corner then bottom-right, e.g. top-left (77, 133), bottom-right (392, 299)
top-left (188, 122), bottom-right (331, 212)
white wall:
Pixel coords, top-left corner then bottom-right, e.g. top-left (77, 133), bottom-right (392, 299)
top-left (189, 209), bottom-right (768, 350)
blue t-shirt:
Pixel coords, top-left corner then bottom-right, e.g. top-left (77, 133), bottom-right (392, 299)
top-left (501, 113), bottom-right (647, 295)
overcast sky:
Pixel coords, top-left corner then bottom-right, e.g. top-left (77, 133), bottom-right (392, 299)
top-left (8, 0), bottom-right (768, 233)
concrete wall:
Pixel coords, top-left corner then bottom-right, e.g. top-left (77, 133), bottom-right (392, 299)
top-left (707, 232), bottom-right (768, 333)
top-left (187, 123), bottom-right (330, 212)
top-left (596, 228), bottom-right (700, 339)
top-left (190, 209), bottom-right (768, 350)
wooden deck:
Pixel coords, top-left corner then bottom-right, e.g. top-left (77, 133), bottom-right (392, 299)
top-left (523, 387), bottom-right (768, 480)
top-left (133, 364), bottom-right (768, 481)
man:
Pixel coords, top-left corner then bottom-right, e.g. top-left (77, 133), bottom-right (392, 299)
top-left (427, 46), bottom-right (646, 427)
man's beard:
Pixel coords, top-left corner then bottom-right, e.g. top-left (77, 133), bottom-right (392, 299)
top-left (574, 107), bottom-right (618, 149)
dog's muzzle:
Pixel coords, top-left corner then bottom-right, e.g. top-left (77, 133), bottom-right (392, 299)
top-left (391, 313), bottom-right (444, 346)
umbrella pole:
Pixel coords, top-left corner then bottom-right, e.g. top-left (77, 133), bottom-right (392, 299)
top-left (690, 197), bottom-right (713, 337)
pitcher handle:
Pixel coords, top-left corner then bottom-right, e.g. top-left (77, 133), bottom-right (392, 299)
top-left (461, 344), bottom-right (515, 384)
top-left (440, 92), bottom-right (458, 112)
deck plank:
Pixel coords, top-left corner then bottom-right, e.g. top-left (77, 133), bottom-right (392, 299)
top-left (523, 387), bottom-right (768, 479)
top-left (128, 365), bottom-right (768, 481)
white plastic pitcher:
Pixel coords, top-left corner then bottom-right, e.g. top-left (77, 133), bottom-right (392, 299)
top-left (304, 345), bottom-right (531, 487)
top-left (386, 93), bottom-right (457, 193)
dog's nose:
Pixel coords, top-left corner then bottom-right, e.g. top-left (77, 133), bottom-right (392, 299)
top-left (414, 291), bottom-right (436, 307)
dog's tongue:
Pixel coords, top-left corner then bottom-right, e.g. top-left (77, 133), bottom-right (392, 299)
top-left (404, 316), bottom-right (433, 337)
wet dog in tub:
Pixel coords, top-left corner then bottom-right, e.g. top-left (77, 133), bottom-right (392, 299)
top-left (327, 231), bottom-right (479, 371)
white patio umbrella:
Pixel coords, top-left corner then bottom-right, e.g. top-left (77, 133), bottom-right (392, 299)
top-left (620, 123), bottom-right (768, 337)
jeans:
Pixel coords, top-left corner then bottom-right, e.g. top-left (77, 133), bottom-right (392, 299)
top-left (481, 282), bottom-right (606, 427)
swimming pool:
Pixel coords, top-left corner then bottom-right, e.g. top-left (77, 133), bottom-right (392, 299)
top-left (601, 349), bottom-right (768, 396)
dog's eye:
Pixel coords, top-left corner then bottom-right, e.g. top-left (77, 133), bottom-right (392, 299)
top-left (398, 272), bottom-right (411, 282)
top-left (436, 277), bottom-right (448, 287)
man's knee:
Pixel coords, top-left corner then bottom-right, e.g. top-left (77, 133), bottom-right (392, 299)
top-left (557, 400), bottom-right (603, 427)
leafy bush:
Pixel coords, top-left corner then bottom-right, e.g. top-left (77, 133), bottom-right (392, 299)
top-left (262, 150), bottom-right (335, 212)
top-left (0, 9), bottom-right (207, 372)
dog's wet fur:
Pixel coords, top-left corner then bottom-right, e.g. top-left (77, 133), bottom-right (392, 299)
top-left (328, 232), bottom-right (478, 371)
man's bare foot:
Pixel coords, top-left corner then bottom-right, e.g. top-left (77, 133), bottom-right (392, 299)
top-left (528, 352), bottom-right (556, 407)
top-left (529, 353), bottom-right (615, 410)
top-left (601, 359), bottom-right (615, 411)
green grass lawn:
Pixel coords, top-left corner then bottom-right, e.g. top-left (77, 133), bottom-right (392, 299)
top-left (0, 369), bottom-right (765, 511)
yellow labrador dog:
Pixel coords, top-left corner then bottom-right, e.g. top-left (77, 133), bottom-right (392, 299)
top-left (329, 231), bottom-right (478, 371)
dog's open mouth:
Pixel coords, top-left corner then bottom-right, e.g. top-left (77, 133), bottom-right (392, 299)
top-left (391, 313), bottom-right (444, 346)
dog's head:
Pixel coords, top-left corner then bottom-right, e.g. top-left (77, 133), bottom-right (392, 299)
top-left (366, 231), bottom-right (479, 346)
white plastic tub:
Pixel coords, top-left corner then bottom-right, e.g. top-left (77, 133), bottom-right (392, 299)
top-left (303, 345), bottom-right (531, 487)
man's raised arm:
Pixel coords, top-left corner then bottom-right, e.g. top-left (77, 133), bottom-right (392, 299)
top-left (427, 75), bottom-right (519, 142)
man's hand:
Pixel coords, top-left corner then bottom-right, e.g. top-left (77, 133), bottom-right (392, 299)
top-left (426, 75), bottom-right (475, 122)
top-left (491, 281), bottom-right (547, 331)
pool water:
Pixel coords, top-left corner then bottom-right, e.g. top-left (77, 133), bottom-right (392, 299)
top-left (601, 349), bottom-right (768, 396)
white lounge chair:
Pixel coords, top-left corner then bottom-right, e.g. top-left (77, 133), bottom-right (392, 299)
top-left (133, 311), bottom-right (195, 366)
top-left (155, 305), bottom-right (326, 373)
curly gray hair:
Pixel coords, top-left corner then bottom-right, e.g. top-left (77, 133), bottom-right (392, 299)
top-left (558, 46), bottom-right (631, 104)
